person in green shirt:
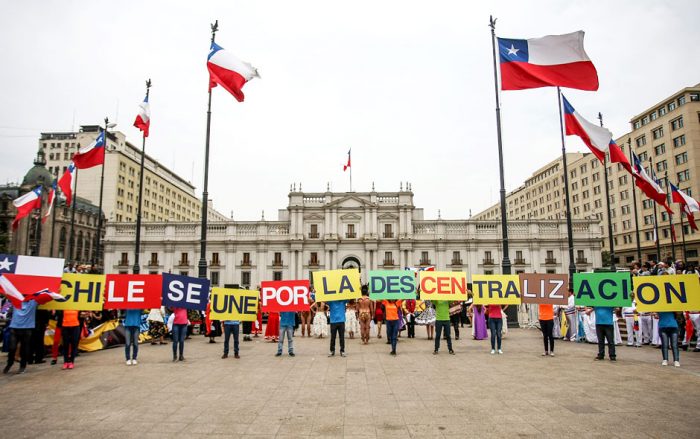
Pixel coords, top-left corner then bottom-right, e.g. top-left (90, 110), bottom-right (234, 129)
top-left (433, 301), bottom-right (455, 355)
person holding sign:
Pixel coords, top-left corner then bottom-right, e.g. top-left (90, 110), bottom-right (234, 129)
top-left (433, 301), bottom-right (455, 355)
top-left (594, 306), bottom-right (616, 361)
top-left (328, 300), bottom-right (348, 357)
top-left (657, 312), bottom-right (680, 367)
top-left (221, 319), bottom-right (240, 359)
top-left (383, 300), bottom-right (403, 356)
top-left (276, 311), bottom-right (296, 357)
top-left (539, 304), bottom-right (555, 357)
top-left (123, 309), bottom-right (142, 366)
top-left (61, 310), bottom-right (81, 370)
top-left (487, 305), bottom-right (507, 354)
top-left (171, 307), bottom-right (188, 362)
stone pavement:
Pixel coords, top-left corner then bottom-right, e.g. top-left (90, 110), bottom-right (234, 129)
top-left (1, 327), bottom-right (699, 438)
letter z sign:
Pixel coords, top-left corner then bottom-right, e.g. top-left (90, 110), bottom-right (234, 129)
top-left (260, 280), bottom-right (311, 312)
top-left (161, 273), bottom-right (210, 311)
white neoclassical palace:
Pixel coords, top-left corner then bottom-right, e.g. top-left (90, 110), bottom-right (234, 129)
top-left (103, 187), bottom-right (603, 287)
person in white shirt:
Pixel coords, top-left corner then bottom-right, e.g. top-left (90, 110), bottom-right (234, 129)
top-left (621, 294), bottom-right (642, 347)
top-left (564, 291), bottom-right (578, 342)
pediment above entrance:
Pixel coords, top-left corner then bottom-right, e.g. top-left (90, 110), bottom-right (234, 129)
top-left (378, 212), bottom-right (398, 220)
top-left (303, 213), bottom-right (325, 220)
top-left (325, 195), bottom-right (375, 209)
top-left (340, 212), bottom-right (362, 221)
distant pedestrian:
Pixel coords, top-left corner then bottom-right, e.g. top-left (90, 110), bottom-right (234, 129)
top-left (276, 311), bottom-right (296, 357)
top-left (147, 307), bottom-right (167, 345)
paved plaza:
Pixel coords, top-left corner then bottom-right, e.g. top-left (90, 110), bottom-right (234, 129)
top-left (1, 327), bottom-right (699, 438)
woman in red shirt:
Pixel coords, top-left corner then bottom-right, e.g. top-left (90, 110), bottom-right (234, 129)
top-left (171, 307), bottom-right (188, 362)
top-left (486, 305), bottom-right (507, 354)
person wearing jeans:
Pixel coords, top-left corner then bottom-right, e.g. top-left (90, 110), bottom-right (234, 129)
top-left (594, 307), bottom-right (616, 361)
top-left (383, 300), bottom-right (403, 355)
top-left (222, 320), bottom-right (240, 359)
top-left (171, 307), bottom-right (188, 362)
top-left (658, 311), bottom-right (680, 367)
top-left (124, 309), bottom-right (142, 366)
top-left (276, 312), bottom-right (296, 357)
top-left (61, 310), bottom-right (81, 370)
top-left (3, 300), bottom-right (38, 375)
top-left (327, 300), bottom-right (347, 357)
top-left (433, 301), bottom-right (454, 355)
top-left (487, 304), bottom-right (505, 354)
top-left (539, 304), bottom-right (555, 356)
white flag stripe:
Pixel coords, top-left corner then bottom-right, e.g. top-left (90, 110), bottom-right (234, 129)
top-left (17, 255), bottom-right (64, 277)
top-left (527, 31), bottom-right (591, 65)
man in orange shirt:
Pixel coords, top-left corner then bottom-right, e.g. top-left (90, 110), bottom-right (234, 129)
top-left (539, 304), bottom-right (555, 356)
top-left (383, 300), bottom-right (403, 355)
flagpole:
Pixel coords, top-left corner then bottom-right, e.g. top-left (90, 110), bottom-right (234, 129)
top-left (32, 184), bottom-right (44, 256)
top-left (489, 16), bottom-right (512, 282)
top-left (133, 79), bottom-right (151, 275)
top-left (648, 157), bottom-right (661, 260)
top-left (49, 183), bottom-right (58, 257)
top-left (628, 139), bottom-right (642, 262)
top-left (198, 20), bottom-right (218, 280)
top-left (556, 86), bottom-right (576, 278)
top-left (68, 168), bottom-right (78, 262)
top-left (678, 185), bottom-right (687, 261)
top-left (597, 113), bottom-right (615, 270)
top-left (664, 170), bottom-right (676, 261)
top-left (92, 117), bottom-right (110, 271)
top-left (349, 149), bottom-right (353, 192)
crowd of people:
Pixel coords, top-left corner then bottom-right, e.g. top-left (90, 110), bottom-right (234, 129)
top-left (2, 259), bottom-right (699, 374)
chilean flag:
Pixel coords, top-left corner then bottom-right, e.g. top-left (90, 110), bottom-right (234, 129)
top-left (42, 179), bottom-right (57, 224)
top-left (58, 161), bottom-right (76, 206)
top-left (562, 95), bottom-right (611, 162)
top-left (343, 149), bottom-right (351, 171)
top-left (608, 140), bottom-right (633, 175)
top-left (632, 153), bottom-right (672, 214)
top-left (11, 186), bottom-right (42, 230)
top-left (498, 31), bottom-right (598, 91)
top-left (207, 42), bottom-right (259, 102)
top-left (671, 183), bottom-right (700, 231)
top-left (73, 131), bottom-right (106, 169)
top-left (0, 254), bottom-right (65, 307)
top-left (133, 94), bottom-right (150, 137)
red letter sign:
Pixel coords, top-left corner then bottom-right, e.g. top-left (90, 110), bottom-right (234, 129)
top-left (260, 280), bottom-right (311, 312)
top-left (104, 274), bottom-right (163, 309)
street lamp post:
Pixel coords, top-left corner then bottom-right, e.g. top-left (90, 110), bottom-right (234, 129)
top-left (133, 79), bottom-right (152, 275)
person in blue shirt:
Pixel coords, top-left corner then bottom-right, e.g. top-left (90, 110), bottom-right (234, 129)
top-left (123, 309), bottom-right (142, 366)
top-left (657, 311), bottom-right (680, 367)
top-left (594, 306), bottom-right (616, 361)
top-left (221, 320), bottom-right (240, 359)
top-left (327, 300), bottom-right (347, 357)
top-left (276, 311), bottom-right (296, 357)
top-left (3, 300), bottom-right (38, 374)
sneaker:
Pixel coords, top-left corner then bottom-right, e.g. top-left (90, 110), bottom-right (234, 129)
top-left (17, 366), bottom-right (26, 374)
top-left (340, 352), bottom-right (346, 357)
top-left (433, 350), bottom-right (438, 355)
top-left (390, 351), bottom-right (396, 356)
top-left (50, 359), bottom-right (57, 365)
top-left (498, 349), bottom-right (503, 355)
top-left (674, 361), bottom-right (680, 367)
top-left (172, 355), bottom-right (177, 362)
top-left (132, 360), bottom-right (138, 365)
top-left (609, 357), bottom-right (616, 362)
top-left (449, 350), bottom-right (455, 355)
top-left (67, 363), bottom-right (74, 369)
top-left (542, 352), bottom-right (548, 356)
top-left (62, 363), bottom-right (69, 370)
top-left (289, 352), bottom-right (295, 357)
top-left (595, 355), bottom-right (604, 360)
top-left (490, 349), bottom-right (495, 355)
top-left (3, 364), bottom-right (11, 374)
top-left (221, 354), bottom-right (228, 359)
top-left (126, 360), bottom-right (132, 366)
top-left (275, 352), bottom-right (282, 357)
top-left (661, 360), bottom-right (668, 366)
top-left (328, 352), bottom-right (335, 357)
top-left (550, 352), bottom-right (555, 357)
top-left (178, 356), bottom-right (185, 362)
top-left (234, 353), bottom-right (240, 359)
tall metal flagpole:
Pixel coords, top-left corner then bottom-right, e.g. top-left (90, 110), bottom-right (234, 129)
top-left (92, 118), bottom-right (110, 270)
top-left (597, 113), bottom-right (615, 270)
top-left (628, 140), bottom-right (642, 262)
top-left (648, 158), bottom-right (661, 260)
top-left (664, 171), bottom-right (676, 261)
top-left (556, 87), bottom-right (576, 278)
top-left (133, 79), bottom-right (152, 275)
top-left (32, 185), bottom-right (44, 256)
top-left (68, 168), bottom-right (79, 263)
top-left (49, 182), bottom-right (58, 257)
top-left (349, 149), bottom-right (353, 192)
top-left (489, 16), bottom-right (512, 280)
top-left (198, 20), bottom-right (218, 280)
top-left (678, 189), bottom-right (687, 261)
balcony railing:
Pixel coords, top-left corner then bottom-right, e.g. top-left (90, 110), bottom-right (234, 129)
top-left (118, 259), bottom-right (129, 266)
top-left (576, 257), bottom-right (588, 264)
top-left (273, 260), bottom-right (283, 267)
top-left (451, 259), bottom-right (463, 265)
top-left (383, 232), bottom-right (394, 238)
top-left (383, 259), bottom-right (395, 266)
top-left (148, 259), bottom-right (159, 267)
top-left (346, 232), bottom-right (357, 238)
top-left (210, 259), bottom-right (221, 267)
top-left (308, 233), bottom-right (320, 239)
top-left (483, 258), bottom-right (494, 265)
top-left (419, 259), bottom-right (431, 265)
top-left (241, 260), bottom-right (252, 267)
top-left (309, 259), bottom-right (319, 267)
top-left (513, 258), bottom-right (526, 265)
top-left (178, 259), bottom-right (189, 266)
top-left (545, 258), bottom-right (557, 264)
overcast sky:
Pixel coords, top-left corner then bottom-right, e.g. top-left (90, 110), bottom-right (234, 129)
top-left (2, 1), bottom-right (699, 221)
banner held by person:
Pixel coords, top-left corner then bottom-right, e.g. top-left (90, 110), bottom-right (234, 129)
top-left (209, 287), bottom-right (259, 321)
top-left (573, 272), bottom-right (632, 307)
top-left (419, 271), bottom-right (468, 301)
top-left (161, 273), bottom-right (210, 311)
top-left (634, 274), bottom-right (700, 312)
top-left (260, 280), bottom-right (310, 312)
top-left (104, 274), bottom-right (162, 309)
top-left (369, 270), bottom-right (417, 300)
top-left (40, 273), bottom-right (105, 310)
top-left (471, 274), bottom-right (521, 305)
top-left (312, 269), bottom-right (361, 302)
top-left (519, 273), bottom-right (568, 305)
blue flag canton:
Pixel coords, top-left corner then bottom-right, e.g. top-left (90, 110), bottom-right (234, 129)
top-left (498, 38), bottom-right (529, 63)
top-left (0, 254), bottom-right (18, 274)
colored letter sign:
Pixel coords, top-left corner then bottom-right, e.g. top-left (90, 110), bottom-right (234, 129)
top-left (573, 272), bottom-right (631, 307)
top-left (260, 280), bottom-right (311, 312)
top-left (40, 273), bottom-right (105, 311)
top-left (419, 271), bottom-right (468, 301)
top-left (634, 274), bottom-right (700, 312)
top-left (209, 288), bottom-right (259, 321)
top-left (519, 273), bottom-right (568, 305)
top-left (471, 275), bottom-right (521, 305)
top-left (161, 273), bottom-right (210, 311)
top-left (104, 274), bottom-right (163, 309)
top-left (369, 270), bottom-right (417, 300)
top-left (312, 269), bottom-right (361, 302)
